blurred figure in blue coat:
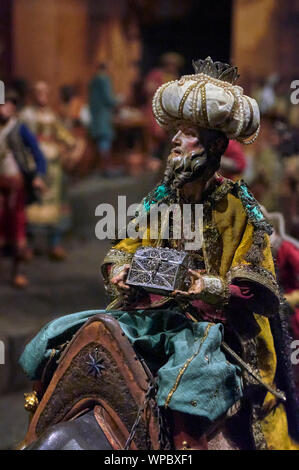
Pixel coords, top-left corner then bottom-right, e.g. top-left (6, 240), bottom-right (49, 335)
top-left (88, 63), bottom-right (118, 175)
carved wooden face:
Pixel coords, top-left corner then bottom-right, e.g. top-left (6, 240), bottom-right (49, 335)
top-left (163, 125), bottom-right (209, 189)
top-left (164, 125), bottom-right (226, 189)
top-left (170, 124), bottom-right (204, 159)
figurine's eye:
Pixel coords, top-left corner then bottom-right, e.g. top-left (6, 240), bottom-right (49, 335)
top-left (184, 127), bottom-right (198, 137)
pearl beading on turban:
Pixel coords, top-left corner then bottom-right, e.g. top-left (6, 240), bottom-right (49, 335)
top-left (152, 72), bottom-right (260, 145)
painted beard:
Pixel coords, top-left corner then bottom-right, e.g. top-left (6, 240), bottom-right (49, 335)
top-left (163, 149), bottom-right (211, 189)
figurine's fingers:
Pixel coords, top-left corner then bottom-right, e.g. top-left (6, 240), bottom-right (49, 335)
top-left (118, 280), bottom-right (130, 290)
top-left (188, 269), bottom-right (201, 279)
top-left (111, 267), bottom-right (129, 284)
top-left (172, 289), bottom-right (189, 297)
top-left (189, 288), bottom-right (200, 295)
top-left (189, 281), bottom-right (204, 294)
top-left (111, 271), bottom-right (124, 282)
top-left (111, 275), bottom-right (122, 284)
top-left (122, 264), bottom-right (130, 276)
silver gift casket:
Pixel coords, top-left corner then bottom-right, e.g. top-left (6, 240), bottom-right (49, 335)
top-left (126, 247), bottom-right (194, 295)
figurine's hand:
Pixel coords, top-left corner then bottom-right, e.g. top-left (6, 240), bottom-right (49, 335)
top-left (172, 269), bottom-right (205, 299)
top-left (111, 264), bottom-right (131, 292)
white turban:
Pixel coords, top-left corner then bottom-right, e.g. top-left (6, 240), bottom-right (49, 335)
top-left (152, 70), bottom-right (260, 145)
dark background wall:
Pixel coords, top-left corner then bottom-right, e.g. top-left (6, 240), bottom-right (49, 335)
top-left (0, 0), bottom-right (13, 82)
top-left (140, 0), bottom-right (232, 75)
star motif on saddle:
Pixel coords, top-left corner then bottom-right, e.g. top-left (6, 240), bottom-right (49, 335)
top-left (86, 353), bottom-right (106, 378)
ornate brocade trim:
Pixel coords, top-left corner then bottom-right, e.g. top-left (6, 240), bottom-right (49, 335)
top-left (228, 264), bottom-right (279, 299)
top-left (199, 275), bottom-right (230, 306)
top-left (157, 81), bottom-right (179, 123)
top-left (202, 275), bottom-right (224, 294)
top-left (243, 96), bottom-right (254, 134)
top-left (103, 248), bottom-right (134, 264)
top-left (164, 323), bottom-right (213, 409)
top-left (101, 248), bottom-right (134, 302)
top-left (200, 84), bottom-right (209, 127)
top-left (204, 177), bottom-right (235, 207)
top-left (237, 334), bottom-right (269, 450)
top-left (178, 82), bottom-right (198, 119)
top-left (233, 180), bottom-right (272, 235)
top-left (102, 249), bottom-right (133, 278)
top-left (229, 180), bottom-right (274, 270)
top-left (251, 407), bottom-right (268, 450)
top-left (202, 178), bottom-right (234, 276)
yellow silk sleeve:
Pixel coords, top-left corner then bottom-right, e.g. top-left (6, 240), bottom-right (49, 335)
top-left (112, 226), bottom-right (154, 254)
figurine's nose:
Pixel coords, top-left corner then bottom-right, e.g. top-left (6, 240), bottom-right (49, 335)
top-left (172, 130), bottom-right (182, 145)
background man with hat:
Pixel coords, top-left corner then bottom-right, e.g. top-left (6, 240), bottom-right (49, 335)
top-left (0, 90), bottom-right (46, 287)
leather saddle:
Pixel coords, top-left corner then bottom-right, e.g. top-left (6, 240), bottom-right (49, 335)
top-left (23, 314), bottom-right (162, 450)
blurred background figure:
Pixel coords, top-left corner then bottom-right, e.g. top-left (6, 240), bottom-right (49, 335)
top-left (21, 81), bottom-right (80, 261)
top-left (277, 122), bottom-right (299, 240)
top-left (254, 73), bottom-right (279, 115)
top-left (249, 114), bottom-right (283, 212)
top-left (58, 84), bottom-right (95, 179)
top-left (58, 84), bottom-right (85, 130)
top-left (88, 62), bottom-right (119, 176)
top-left (143, 52), bottom-right (184, 161)
top-left (246, 111), bottom-right (299, 239)
top-left (10, 78), bottom-right (28, 111)
top-left (0, 90), bottom-right (46, 287)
